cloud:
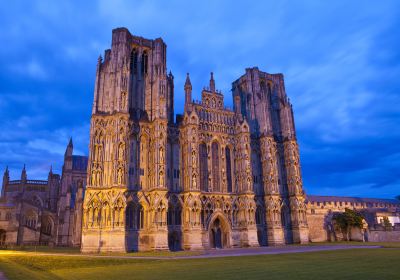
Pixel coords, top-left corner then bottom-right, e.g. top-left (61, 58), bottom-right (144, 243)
top-left (0, 0), bottom-right (399, 199)
top-left (9, 59), bottom-right (48, 80)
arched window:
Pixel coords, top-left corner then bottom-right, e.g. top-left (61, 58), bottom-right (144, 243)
top-left (139, 206), bottom-right (144, 229)
top-left (126, 203), bottom-right (134, 229)
top-left (256, 207), bottom-right (263, 225)
top-left (267, 83), bottom-right (272, 95)
top-left (199, 143), bottom-right (208, 192)
top-left (32, 196), bottom-right (42, 208)
top-left (175, 207), bottom-right (181, 225)
top-left (225, 147), bottom-right (232, 193)
top-left (26, 213), bottom-right (37, 229)
top-left (5, 212), bottom-right (11, 221)
top-left (212, 142), bottom-right (220, 192)
top-left (167, 208), bottom-right (173, 225)
top-left (41, 217), bottom-right (52, 235)
top-left (126, 203), bottom-right (143, 230)
top-left (139, 136), bottom-right (148, 190)
top-left (281, 206), bottom-right (289, 228)
top-left (130, 49), bottom-right (138, 74)
top-left (142, 52), bottom-right (148, 75)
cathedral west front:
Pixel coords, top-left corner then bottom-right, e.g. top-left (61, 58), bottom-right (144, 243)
top-left (2, 27), bottom-right (398, 251)
top-left (81, 27), bottom-right (308, 252)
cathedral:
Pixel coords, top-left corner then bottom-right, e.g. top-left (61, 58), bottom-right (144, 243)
top-left (1, 27), bottom-right (399, 251)
top-left (82, 27), bottom-right (315, 252)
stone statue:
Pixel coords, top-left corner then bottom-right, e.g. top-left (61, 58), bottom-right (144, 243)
top-left (192, 150), bottom-right (196, 167)
top-left (192, 173), bottom-right (197, 189)
top-left (117, 168), bottom-right (123, 185)
top-left (118, 143), bottom-right (125, 161)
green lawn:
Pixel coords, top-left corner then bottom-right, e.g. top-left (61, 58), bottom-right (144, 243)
top-left (1, 248), bottom-right (399, 280)
top-left (304, 241), bottom-right (400, 248)
top-left (1, 245), bottom-right (202, 257)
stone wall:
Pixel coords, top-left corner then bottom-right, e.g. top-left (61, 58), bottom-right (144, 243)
top-left (307, 214), bottom-right (328, 242)
top-left (367, 225), bottom-right (400, 242)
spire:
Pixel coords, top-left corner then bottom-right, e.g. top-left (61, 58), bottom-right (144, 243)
top-left (209, 72), bottom-right (215, 92)
top-left (184, 73), bottom-right (192, 110)
top-left (3, 166), bottom-right (9, 183)
top-left (21, 164), bottom-right (27, 182)
top-left (184, 73), bottom-right (192, 90)
top-left (4, 166), bottom-right (9, 177)
top-left (2, 166), bottom-right (9, 196)
top-left (49, 165), bottom-right (53, 176)
top-left (65, 137), bottom-right (73, 158)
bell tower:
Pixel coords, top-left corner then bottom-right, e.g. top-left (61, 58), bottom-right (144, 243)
top-left (82, 28), bottom-right (173, 253)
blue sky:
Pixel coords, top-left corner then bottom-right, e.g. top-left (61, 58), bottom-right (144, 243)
top-left (0, 0), bottom-right (399, 198)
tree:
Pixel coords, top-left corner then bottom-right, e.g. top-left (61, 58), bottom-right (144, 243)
top-left (382, 216), bottom-right (392, 230)
top-left (395, 195), bottom-right (400, 201)
top-left (332, 208), bottom-right (364, 241)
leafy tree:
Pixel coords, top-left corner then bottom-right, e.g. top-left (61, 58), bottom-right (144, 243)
top-left (382, 216), bottom-right (392, 230)
top-left (333, 208), bottom-right (364, 241)
top-left (395, 195), bottom-right (400, 201)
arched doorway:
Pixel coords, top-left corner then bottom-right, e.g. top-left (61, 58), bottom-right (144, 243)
top-left (168, 231), bottom-right (181, 251)
top-left (209, 215), bottom-right (230, 249)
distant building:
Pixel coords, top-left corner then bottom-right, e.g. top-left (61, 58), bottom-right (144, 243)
top-left (1, 27), bottom-right (399, 250)
top-left (0, 139), bottom-right (87, 246)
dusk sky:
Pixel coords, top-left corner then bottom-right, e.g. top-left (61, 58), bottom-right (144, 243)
top-left (0, 0), bottom-right (399, 198)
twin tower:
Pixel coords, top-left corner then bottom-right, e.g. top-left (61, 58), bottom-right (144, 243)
top-left (81, 27), bottom-right (309, 252)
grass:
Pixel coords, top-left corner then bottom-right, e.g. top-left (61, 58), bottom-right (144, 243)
top-left (0, 246), bottom-right (203, 257)
top-left (304, 241), bottom-right (400, 248)
top-left (1, 246), bottom-right (81, 254)
top-left (0, 247), bottom-right (399, 280)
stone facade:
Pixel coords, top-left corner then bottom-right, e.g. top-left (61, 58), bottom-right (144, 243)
top-left (1, 27), bottom-right (399, 250)
top-left (81, 27), bottom-right (309, 252)
top-left (0, 140), bottom-right (87, 246)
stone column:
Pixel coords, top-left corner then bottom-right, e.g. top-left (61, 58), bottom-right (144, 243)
top-left (181, 192), bottom-right (203, 250)
top-left (146, 190), bottom-right (169, 250)
top-left (237, 194), bottom-right (259, 247)
top-left (260, 135), bottom-right (284, 246)
top-left (284, 139), bottom-right (309, 244)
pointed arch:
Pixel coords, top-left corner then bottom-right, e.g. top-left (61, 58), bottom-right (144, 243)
top-left (142, 51), bottom-right (148, 75)
top-left (225, 146), bottom-right (233, 193)
top-left (199, 142), bottom-right (208, 192)
top-left (130, 48), bottom-right (138, 74)
top-left (211, 141), bottom-right (220, 192)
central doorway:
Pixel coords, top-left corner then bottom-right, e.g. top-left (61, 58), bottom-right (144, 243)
top-left (209, 217), bottom-right (229, 249)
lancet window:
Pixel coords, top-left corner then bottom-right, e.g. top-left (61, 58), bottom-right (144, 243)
top-left (212, 142), bottom-right (220, 192)
top-left (199, 143), bottom-right (208, 192)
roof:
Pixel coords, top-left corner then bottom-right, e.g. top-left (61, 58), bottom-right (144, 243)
top-left (72, 156), bottom-right (88, 171)
top-left (307, 195), bottom-right (400, 205)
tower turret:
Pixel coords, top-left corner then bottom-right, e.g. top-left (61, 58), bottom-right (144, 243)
top-left (48, 165), bottom-right (53, 178)
top-left (1, 166), bottom-right (9, 197)
top-left (65, 138), bottom-right (73, 158)
top-left (209, 72), bottom-right (215, 92)
top-left (64, 138), bottom-right (73, 170)
top-left (184, 73), bottom-right (192, 111)
top-left (21, 164), bottom-right (27, 183)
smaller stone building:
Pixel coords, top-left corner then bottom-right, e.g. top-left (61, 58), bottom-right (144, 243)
top-left (306, 195), bottom-right (400, 242)
top-left (0, 139), bottom-right (87, 246)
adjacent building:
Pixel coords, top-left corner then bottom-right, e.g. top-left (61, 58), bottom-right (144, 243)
top-left (0, 139), bottom-right (87, 246)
